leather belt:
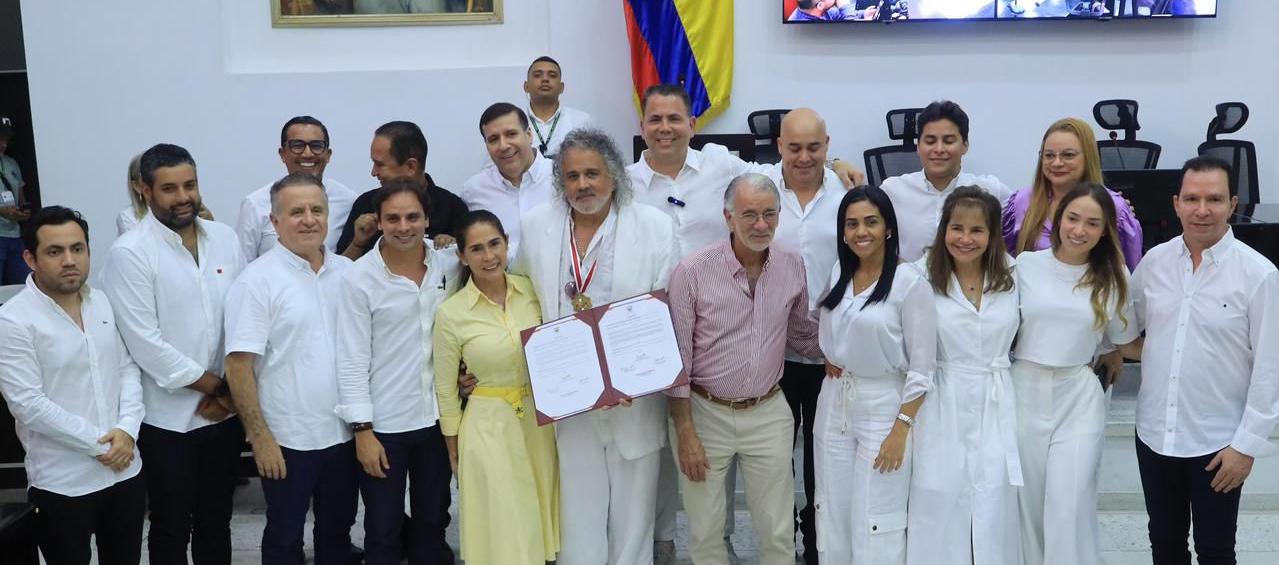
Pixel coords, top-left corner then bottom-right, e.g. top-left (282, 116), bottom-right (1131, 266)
top-left (690, 383), bottom-right (781, 410)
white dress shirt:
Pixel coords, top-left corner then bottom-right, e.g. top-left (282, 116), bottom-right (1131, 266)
top-left (1132, 230), bottom-right (1279, 458)
top-left (0, 278), bottom-right (144, 496)
top-left (116, 205), bottom-right (143, 236)
top-left (818, 263), bottom-right (937, 402)
top-left (235, 176), bottom-right (358, 261)
top-left (335, 237), bottom-right (460, 433)
top-left (224, 245), bottom-right (353, 451)
top-left (459, 153), bottom-right (555, 261)
top-left (529, 104), bottom-right (591, 156)
top-left (879, 170), bottom-right (1013, 262)
top-left (1013, 249), bottom-right (1140, 367)
top-left (103, 215), bottom-right (244, 433)
top-left (553, 208), bottom-right (618, 319)
top-left (628, 144), bottom-right (770, 259)
top-left (767, 165), bottom-right (844, 363)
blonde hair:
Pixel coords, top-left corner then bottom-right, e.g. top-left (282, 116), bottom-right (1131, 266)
top-left (127, 153), bottom-right (147, 219)
top-left (1017, 118), bottom-right (1105, 256)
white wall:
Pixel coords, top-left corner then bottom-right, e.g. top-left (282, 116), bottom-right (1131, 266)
top-left (20, 1), bottom-right (1278, 266)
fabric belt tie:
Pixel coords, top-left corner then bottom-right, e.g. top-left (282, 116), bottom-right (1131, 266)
top-left (471, 385), bottom-right (533, 418)
top-left (939, 356), bottom-right (1023, 487)
top-left (835, 369), bottom-right (897, 434)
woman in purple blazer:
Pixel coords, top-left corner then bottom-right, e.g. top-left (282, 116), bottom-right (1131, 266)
top-left (1002, 117), bottom-right (1143, 271)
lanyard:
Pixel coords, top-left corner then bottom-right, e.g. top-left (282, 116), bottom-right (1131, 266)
top-left (530, 110), bottom-right (561, 155)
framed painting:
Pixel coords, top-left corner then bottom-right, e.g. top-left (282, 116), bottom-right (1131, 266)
top-left (272, 0), bottom-right (502, 27)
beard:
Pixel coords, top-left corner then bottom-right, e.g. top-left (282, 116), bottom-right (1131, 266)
top-left (156, 200), bottom-right (200, 230)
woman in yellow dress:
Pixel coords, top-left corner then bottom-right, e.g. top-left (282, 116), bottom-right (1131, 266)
top-left (433, 210), bottom-right (559, 564)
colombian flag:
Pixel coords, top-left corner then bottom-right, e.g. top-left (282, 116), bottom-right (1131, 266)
top-left (624, 0), bottom-right (734, 127)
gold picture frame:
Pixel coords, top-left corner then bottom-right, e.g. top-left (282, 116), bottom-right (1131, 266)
top-left (271, 0), bottom-right (503, 28)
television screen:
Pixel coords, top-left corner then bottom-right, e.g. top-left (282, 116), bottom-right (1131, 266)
top-left (782, 1), bottom-right (1218, 23)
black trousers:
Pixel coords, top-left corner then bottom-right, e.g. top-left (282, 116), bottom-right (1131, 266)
top-left (1136, 436), bottom-right (1243, 565)
top-left (260, 440), bottom-right (360, 565)
top-left (359, 425), bottom-right (454, 565)
top-left (779, 360), bottom-right (822, 564)
top-left (138, 418), bottom-right (244, 565)
top-left (27, 474), bottom-right (146, 565)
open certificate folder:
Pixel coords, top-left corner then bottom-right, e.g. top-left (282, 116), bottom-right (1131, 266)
top-left (520, 290), bottom-right (689, 426)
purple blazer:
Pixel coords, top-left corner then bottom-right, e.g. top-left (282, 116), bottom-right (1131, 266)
top-left (1001, 187), bottom-right (1144, 271)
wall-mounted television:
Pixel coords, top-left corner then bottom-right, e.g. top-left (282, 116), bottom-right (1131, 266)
top-left (782, 0), bottom-right (1217, 23)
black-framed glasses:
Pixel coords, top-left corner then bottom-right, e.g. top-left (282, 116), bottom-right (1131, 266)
top-left (285, 139), bottom-right (328, 155)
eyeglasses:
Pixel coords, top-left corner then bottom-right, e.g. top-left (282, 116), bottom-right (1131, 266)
top-left (735, 210), bottom-right (780, 224)
top-left (1041, 150), bottom-right (1081, 163)
top-left (285, 139), bottom-right (329, 155)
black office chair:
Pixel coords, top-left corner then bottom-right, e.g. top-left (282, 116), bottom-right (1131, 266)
top-left (863, 108), bottom-right (923, 187)
top-left (632, 133), bottom-right (757, 164)
top-left (1198, 102), bottom-right (1261, 206)
top-left (1093, 99), bottom-right (1161, 170)
top-left (746, 109), bottom-right (790, 165)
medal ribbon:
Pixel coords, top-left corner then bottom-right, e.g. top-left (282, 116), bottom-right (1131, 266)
top-left (569, 229), bottom-right (598, 298)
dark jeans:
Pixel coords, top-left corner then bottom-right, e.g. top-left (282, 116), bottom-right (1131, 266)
top-left (359, 425), bottom-right (454, 565)
top-left (260, 440), bottom-right (360, 565)
top-left (0, 236), bottom-right (30, 285)
top-left (138, 418), bottom-right (244, 565)
top-left (27, 474), bottom-right (146, 565)
top-left (779, 360), bottom-right (822, 564)
top-left (1136, 436), bottom-right (1243, 565)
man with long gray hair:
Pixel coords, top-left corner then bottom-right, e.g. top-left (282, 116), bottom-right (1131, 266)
top-left (513, 128), bottom-right (677, 565)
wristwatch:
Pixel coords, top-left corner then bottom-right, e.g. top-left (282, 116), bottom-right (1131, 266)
top-left (214, 379), bottom-right (231, 398)
top-left (351, 422), bottom-right (373, 433)
top-left (896, 413), bottom-right (915, 428)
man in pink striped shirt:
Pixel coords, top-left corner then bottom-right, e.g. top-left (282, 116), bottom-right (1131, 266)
top-left (666, 172), bottom-right (821, 565)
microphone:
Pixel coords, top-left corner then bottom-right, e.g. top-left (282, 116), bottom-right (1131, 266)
top-left (667, 196), bottom-right (686, 207)
top-left (1109, 130), bottom-right (1129, 170)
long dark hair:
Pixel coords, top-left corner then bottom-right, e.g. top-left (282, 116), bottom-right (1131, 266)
top-left (1050, 182), bottom-right (1128, 331)
top-left (453, 210), bottom-right (508, 289)
top-left (820, 185), bottom-right (899, 311)
top-left (926, 186), bottom-right (1014, 296)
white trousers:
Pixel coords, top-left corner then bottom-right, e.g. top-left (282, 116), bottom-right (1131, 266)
top-left (813, 375), bottom-right (910, 565)
top-left (674, 393), bottom-right (795, 565)
top-left (1012, 360), bottom-right (1106, 565)
top-left (557, 415), bottom-right (660, 565)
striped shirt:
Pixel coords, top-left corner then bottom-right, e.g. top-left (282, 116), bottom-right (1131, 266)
top-left (667, 238), bottom-right (820, 399)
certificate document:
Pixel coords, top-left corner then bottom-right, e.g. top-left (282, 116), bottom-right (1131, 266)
top-left (521, 291), bottom-right (688, 425)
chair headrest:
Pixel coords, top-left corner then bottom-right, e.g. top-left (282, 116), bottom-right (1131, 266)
top-left (1093, 99), bottom-right (1141, 132)
top-left (887, 108), bottom-right (924, 143)
top-left (747, 109), bottom-right (791, 140)
top-left (1207, 102), bottom-right (1249, 140)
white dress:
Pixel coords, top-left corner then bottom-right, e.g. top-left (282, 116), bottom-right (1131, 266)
top-left (815, 262), bottom-right (936, 565)
top-left (1012, 249), bottom-right (1139, 565)
top-left (907, 262), bottom-right (1023, 565)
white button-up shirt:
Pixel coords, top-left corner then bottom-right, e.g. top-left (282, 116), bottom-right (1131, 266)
top-left (529, 104), bottom-right (591, 156)
top-left (629, 144), bottom-right (770, 259)
top-left (459, 153), bottom-right (555, 260)
top-left (0, 279), bottom-right (144, 496)
top-left (819, 263), bottom-right (937, 402)
top-left (235, 177), bottom-right (358, 261)
top-left (335, 238), bottom-right (460, 433)
top-left (103, 215), bottom-right (244, 433)
top-left (1013, 249), bottom-right (1140, 367)
top-left (766, 164), bottom-right (844, 363)
top-left (1132, 230), bottom-right (1279, 458)
top-left (880, 170), bottom-right (1013, 262)
top-left (224, 245), bottom-right (352, 451)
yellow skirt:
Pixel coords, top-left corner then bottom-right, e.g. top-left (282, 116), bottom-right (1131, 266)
top-left (457, 391), bottom-right (559, 564)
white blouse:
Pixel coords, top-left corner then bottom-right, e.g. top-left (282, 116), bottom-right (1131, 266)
top-left (1014, 249), bottom-right (1139, 367)
top-left (819, 262), bottom-right (937, 402)
top-left (934, 268), bottom-right (1020, 371)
